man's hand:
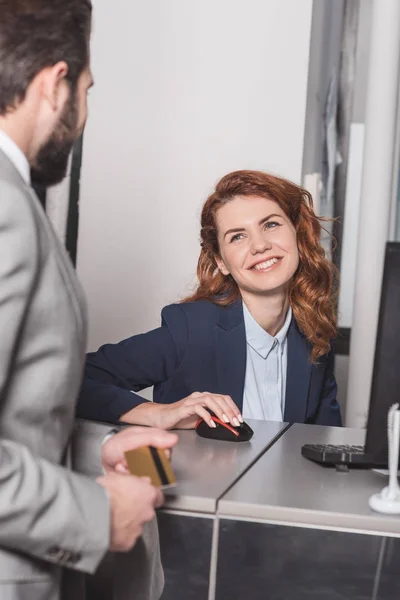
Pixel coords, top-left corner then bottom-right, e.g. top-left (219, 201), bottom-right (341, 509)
top-left (101, 426), bottom-right (178, 475)
top-left (120, 392), bottom-right (243, 430)
top-left (97, 472), bottom-right (163, 552)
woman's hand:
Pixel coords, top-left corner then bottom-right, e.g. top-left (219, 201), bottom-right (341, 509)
top-left (120, 392), bottom-right (243, 430)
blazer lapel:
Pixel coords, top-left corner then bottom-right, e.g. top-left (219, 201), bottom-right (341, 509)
top-left (284, 320), bottom-right (312, 423)
top-left (215, 300), bottom-right (247, 411)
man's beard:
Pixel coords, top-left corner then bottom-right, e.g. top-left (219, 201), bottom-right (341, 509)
top-left (31, 92), bottom-right (79, 188)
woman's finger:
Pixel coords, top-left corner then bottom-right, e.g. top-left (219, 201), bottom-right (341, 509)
top-left (202, 394), bottom-right (238, 427)
top-left (193, 404), bottom-right (217, 428)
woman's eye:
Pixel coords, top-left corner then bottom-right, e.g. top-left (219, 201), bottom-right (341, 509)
top-left (230, 233), bottom-right (244, 242)
top-left (264, 221), bottom-right (280, 230)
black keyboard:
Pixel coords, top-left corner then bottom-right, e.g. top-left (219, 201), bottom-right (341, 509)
top-left (301, 444), bottom-right (387, 468)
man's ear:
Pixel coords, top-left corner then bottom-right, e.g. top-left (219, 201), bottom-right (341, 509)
top-left (39, 61), bottom-right (69, 112)
top-left (215, 255), bottom-right (230, 276)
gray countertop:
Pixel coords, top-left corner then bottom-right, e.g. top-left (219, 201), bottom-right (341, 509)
top-left (218, 423), bottom-right (400, 536)
top-left (164, 420), bottom-right (288, 513)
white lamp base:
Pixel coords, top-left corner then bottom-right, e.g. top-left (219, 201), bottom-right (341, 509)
top-left (369, 487), bottom-right (400, 514)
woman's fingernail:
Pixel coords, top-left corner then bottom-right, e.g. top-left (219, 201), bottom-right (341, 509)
top-left (238, 414), bottom-right (244, 423)
top-left (210, 420), bottom-right (217, 428)
top-left (222, 414), bottom-right (229, 423)
top-left (233, 418), bottom-right (240, 427)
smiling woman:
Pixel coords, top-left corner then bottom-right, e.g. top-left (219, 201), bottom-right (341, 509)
top-left (184, 170), bottom-right (338, 362)
top-left (217, 199), bottom-right (299, 298)
top-left (77, 170), bottom-right (342, 430)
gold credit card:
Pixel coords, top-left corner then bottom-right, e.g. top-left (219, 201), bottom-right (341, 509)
top-left (124, 446), bottom-right (177, 489)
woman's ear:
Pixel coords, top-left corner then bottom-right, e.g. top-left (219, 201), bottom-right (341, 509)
top-left (215, 255), bottom-right (230, 276)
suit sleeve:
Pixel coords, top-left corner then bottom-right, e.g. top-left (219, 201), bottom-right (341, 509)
top-left (314, 344), bottom-right (343, 426)
top-left (0, 184), bottom-right (109, 573)
top-left (77, 304), bottom-right (188, 423)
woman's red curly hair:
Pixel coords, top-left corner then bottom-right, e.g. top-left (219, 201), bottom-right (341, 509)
top-left (182, 170), bottom-right (338, 362)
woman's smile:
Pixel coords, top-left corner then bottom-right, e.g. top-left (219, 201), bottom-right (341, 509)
top-left (248, 256), bottom-right (283, 272)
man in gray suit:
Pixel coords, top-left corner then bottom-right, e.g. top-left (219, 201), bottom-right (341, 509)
top-left (0, 1), bottom-right (177, 599)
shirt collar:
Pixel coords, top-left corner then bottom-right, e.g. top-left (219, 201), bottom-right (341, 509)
top-left (243, 303), bottom-right (292, 359)
top-left (0, 129), bottom-right (31, 185)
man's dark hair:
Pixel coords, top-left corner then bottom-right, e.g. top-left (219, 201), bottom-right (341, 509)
top-left (0, 0), bottom-right (92, 115)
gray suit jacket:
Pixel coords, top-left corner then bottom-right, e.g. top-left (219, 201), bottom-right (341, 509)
top-left (0, 150), bottom-right (110, 599)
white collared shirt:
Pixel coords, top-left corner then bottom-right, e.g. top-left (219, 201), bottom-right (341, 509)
top-left (0, 129), bottom-right (31, 185)
top-left (242, 304), bottom-right (292, 422)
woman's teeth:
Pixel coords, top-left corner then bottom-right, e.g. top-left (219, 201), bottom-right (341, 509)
top-left (253, 258), bottom-right (279, 270)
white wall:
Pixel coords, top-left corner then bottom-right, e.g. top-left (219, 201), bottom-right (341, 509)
top-left (77, 0), bottom-right (314, 350)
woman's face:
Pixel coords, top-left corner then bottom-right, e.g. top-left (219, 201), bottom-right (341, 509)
top-left (215, 195), bottom-right (299, 297)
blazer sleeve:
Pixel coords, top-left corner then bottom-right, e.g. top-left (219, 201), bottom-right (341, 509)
top-left (314, 344), bottom-right (343, 426)
top-left (77, 304), bottom-right (188, 423)
top-left (0, 184), bottom-right (109, 573)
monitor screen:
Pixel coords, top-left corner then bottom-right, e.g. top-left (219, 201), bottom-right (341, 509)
top-left (365, 242), bottom-right (400, 461)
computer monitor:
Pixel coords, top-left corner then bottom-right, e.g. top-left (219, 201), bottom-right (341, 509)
top-left (365, 242), bottom-right (400, 463)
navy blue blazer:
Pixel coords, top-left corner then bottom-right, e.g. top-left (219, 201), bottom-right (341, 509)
top-left (77, 300), bottom-right (342, 427)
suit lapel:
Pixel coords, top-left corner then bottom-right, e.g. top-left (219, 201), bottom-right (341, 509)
top-left (284, 319), bottom-right (312, 423)
top-left (26, 185), bottom-right (87, 346)
top-left (0, 150), bottom-right (86, 344)
top-left (215, 300), bottom-right (247, 411)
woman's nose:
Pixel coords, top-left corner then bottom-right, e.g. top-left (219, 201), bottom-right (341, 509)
top-left (250, 233), bottom-right (272, 254)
